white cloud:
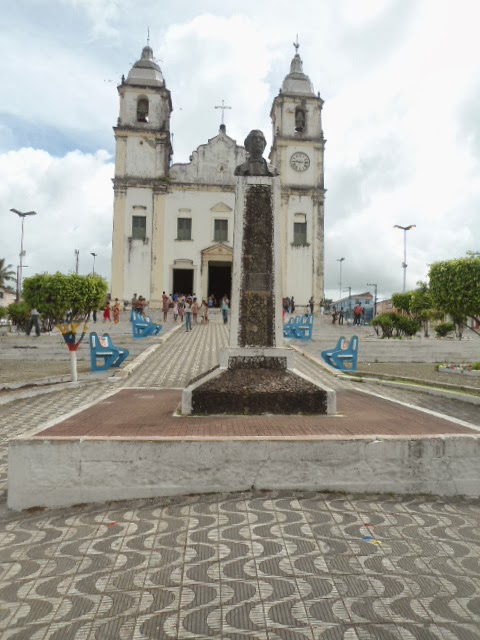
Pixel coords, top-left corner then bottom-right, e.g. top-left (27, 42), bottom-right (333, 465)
top-left (0, 148), bottom-right (114, 282)
top-left (1, 0), bottom-right (480, 302)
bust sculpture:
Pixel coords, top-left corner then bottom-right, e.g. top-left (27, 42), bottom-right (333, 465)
top-left (234, 129), bottom-right (279, 177)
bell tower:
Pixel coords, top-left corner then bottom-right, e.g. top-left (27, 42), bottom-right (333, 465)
top-left (270, 42), bottom-right (325, 308)
top-left (111, 45), bottom-right (173, 303)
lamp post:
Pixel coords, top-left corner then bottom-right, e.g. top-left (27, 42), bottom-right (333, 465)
top-left (91, 252), bottom-right (98, 275)
top-left (343, 286), bottom-right (352, 319)
top-left (10, 208), bottom-right (37, 302)
top-left (394, 224), bottom-right (416, 292)
top-left (337, 257), bottom-right (345, 303)
top-left (367, 282), bottom-right (378, 318)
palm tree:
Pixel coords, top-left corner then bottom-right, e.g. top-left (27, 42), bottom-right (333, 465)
top-left (0, 258), bottom-right (15, 288)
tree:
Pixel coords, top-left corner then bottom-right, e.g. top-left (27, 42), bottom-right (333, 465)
top-left (0, 258), bottom-right (15, 288)
top-left (429, 256), bottom-right (480, 338)
top-left (22, 273), bottom-right (109, 382)
top-left (22, 272), bottom-right (108, 326)
top-left (392, 282), bottom-right (435, 337)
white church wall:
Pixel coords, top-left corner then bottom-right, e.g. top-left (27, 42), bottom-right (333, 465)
top-left (285, 195), bottom-right (313, 306)
top-left (125, 137), bottom-right (156, 178)
top-left (123, 188), bottom-right (152, 299)
top-left (163, 188), bottom-right (235, 297)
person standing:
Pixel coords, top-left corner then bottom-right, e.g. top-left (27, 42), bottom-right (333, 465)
top-left (309, 296), bottom-right (314, 315)
top-left (103, 301), bottom-right (111, 322)
top-left (172, 298), bottom-right (178, 322)
top-left (192, 297), bottom-right (199, 324)
top-left (221, 295), bottom-right (229, 324)
top-left (113, 298), bottom-right (121, 324)
top-left (162, 292), bottom-right (170, 322)
top-left (201, 299), bottom-right (209, 324)
top-left (26, 308), bottom-right (41, 336)
top-left (338, 307), bottom-right (344, 325)
top-left (184, 297), bottom-right (193, 332)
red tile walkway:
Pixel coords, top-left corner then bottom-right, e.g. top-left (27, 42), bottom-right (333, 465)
top-left (34, 389), bottom-right (476, 440)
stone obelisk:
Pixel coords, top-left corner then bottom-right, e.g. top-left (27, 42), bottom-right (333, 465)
top-left (182, 130), bottom-right (335, 415)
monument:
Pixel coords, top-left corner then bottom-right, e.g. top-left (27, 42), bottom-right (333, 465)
top-left (182, 130), bottom-right (335, 415)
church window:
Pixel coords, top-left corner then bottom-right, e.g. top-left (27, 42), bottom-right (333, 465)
top-left (214, 219), bottom-right (228, 242)
top-left (137, 97), bottom-right (149, 122)
top-left (293, 221), bottom-right (307, 245)
top-left (177, 218), bottom-right (192, 241)
top-left (295, 108), bottom-right (306, 132)
top-left (132, 215), bottom-right (146, 240)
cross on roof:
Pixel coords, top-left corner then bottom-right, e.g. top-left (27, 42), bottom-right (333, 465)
top-left (214, 100), bottom-right (232, 125)
top-left (293, 34), bottom-right (300, 53)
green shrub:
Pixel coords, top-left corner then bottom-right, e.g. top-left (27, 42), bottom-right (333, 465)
top-left (472, 362), bottom-right (480, 371)
top-left (435, 322), bottom-right (455, 337)
top-left (394, 315), bottom-right (421, 337)
top-left (7, 303), bottom-right (30, 332)
top-left (372, 313), bottom-right (395, 338)
top-left (372, 312), bottom-right (420, 338)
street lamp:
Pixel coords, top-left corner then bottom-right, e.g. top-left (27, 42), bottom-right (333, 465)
top-left (337, 257), bottom-right (345, 303)
top-left (394, 224), bottom-right (416, 292)
top-left (91, 252), bottom-right (98, 275)
top-left (10, 208), bottom-right (37, 302)
top-left (367, 283), bottom-right (378, 318)
top-left (343, 286), bottom-right (352, 319)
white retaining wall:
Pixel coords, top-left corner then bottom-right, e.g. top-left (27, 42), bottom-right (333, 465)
top-left (8, 435), bottom-right (480, 510)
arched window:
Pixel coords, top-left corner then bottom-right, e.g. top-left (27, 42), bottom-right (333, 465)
top-left (295, 108), bottom-right (306, 132)
top-left (137, 97), bottom-right (149, 122)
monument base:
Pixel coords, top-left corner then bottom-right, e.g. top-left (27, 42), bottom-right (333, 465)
top-left (182, 348), bottom-right (336, 416)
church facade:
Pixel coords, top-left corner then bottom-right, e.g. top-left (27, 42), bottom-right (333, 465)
top-left (110, 44), bottom-right (325, 309)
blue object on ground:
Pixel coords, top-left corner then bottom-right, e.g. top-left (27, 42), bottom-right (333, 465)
top-left (321, 335), bottom-right (359, 371)
top-left (131, 312), bottom-right (162, 339)
top-left (89, 332), bottom-right (129, 372)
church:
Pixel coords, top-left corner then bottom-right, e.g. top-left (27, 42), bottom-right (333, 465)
top-left (110, 43), bottom-right (325, 309)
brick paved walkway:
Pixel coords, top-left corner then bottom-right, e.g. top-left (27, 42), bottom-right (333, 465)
top-left (1, 319), bottom-right (480, 638)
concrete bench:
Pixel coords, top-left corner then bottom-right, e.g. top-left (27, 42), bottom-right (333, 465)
top-left (283, 316), bottom-right (300, 337)
top-left (131, 312), bottom-right (162, 339)
top-left (291, 315), bottom-right (314, 341)
top-left (89, 332), bottom-right (129, 372)
top-left (321, 336), bottom-right (358, 371)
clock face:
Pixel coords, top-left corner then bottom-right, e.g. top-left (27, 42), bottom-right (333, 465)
top-left (290, 151), bottom-right (310, 172)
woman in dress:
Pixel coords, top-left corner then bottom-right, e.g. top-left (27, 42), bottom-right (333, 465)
top-left (112, 298), bottom-right (121, 323)
top-left (103, 301), bottom-right (111, 322)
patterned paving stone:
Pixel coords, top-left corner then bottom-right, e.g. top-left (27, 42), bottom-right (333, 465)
top-left (1, 321), bottom-right (480, 638)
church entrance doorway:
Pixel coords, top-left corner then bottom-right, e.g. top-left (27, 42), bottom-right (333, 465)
top-left (173, 268), bottom-right (194, 296)
top-left (208, 262), bottom-right (231, 306)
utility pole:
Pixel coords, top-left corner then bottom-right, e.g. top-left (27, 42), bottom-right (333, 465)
top-left (367, 283), bottom-right (378, 318)
top-left (75, 249), bottom-right (79, 275)
top-left (91, 252), bottom-right (98, 275)
top-left (394, 225), bottom-right (416, 292)
top-left (343, 286), bottom-right (352, 319)
top-left (10, 208), bottom-right (37, 302)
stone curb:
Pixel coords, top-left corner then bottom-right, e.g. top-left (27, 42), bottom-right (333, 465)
top-left (291, 344), bottom-right (480, 404)
top-left (348, 376), bottom-right (480, 405)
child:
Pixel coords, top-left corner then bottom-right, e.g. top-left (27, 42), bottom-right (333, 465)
top-left (103, 301), bottom-right (111, 322)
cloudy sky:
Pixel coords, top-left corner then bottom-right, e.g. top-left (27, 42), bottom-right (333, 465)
top-left (1, 0), bottom-right (480, 302)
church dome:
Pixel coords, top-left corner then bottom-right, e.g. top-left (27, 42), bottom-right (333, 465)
top-left (281, 52), bottom-right (315, 96)
top-left (126, 46), bottom-right (165, 87)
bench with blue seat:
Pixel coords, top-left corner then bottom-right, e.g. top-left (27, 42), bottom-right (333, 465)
top-left (131, 311), bottom-right (162, 339)
top-left (293, 314), bottom-right (314, 340)
top-left (89, 332), bottom-right (129, 372)
top-left (321, 335), bottom-right (358, 371)
top-left (283, 316), bottom-right (301, 337)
